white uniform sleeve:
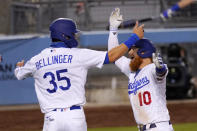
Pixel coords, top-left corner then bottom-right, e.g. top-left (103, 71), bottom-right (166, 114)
top-left (78, 49), bottom-right (107, 69)
top-left (108, 31), bottom-right (119, 51)
top-left (108, 31), bottom-right (131, 77)
top-left (14, 58), bottom-right (36, 80)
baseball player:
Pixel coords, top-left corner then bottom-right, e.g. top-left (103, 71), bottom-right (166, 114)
top-left (108, 8), bottom-right (174, 131)
top-left (14, 17), bottom-right (144, 131)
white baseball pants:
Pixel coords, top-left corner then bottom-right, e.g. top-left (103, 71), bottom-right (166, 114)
top-left (43, 107), bottom-right (87, 131)
top-left (138, 121), bottom-right (174, 131)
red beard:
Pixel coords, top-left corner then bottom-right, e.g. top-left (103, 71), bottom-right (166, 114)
top-left (130, 55), bottom-right (142, 71)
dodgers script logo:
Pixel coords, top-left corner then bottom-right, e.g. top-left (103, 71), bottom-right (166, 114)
top-left (128, 76), bottom-right (150, 95)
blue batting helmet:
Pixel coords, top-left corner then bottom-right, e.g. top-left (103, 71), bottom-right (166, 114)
top-left (49, 18), bottom-right (80, 48)
top-left (134, 39), bottom-right (156, 58)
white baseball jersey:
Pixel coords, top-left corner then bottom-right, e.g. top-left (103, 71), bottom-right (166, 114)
top-left (115, 57), bottom-right (170, 125)
top-left (15, 47), bottom-right (106, 113)
top-left (108, 31), bottom-right (171, 126)
top-left (128, 63), bottom-right (170, 125)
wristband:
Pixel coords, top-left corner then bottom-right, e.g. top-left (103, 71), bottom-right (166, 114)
top-left (123, 33), bottom-right (140, 49)
top-left (162, 4), bottom-right (180, 19)
top-left (171, 4), bottom-right (180, 12)
top-left (156, 65), bottom-right (166, 75)
top-left (162, 10), bottom-right (169, 18)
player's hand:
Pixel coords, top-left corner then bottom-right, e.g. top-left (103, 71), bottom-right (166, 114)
top-left (152, 53), bottom-right (164, 69)
top-left (109, 7), bottom-right (123, 31)
top-left (160, 3), bottom-right (181, 21)
top-left (160, 9), bottom-right (174, 21)
top-left (133, 21), bottom-right (144, 39)
top-left (16, 60), bottom-right (25, 67)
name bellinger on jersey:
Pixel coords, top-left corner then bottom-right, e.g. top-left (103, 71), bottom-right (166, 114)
top-left (35, 54), bottom-right (73, 70)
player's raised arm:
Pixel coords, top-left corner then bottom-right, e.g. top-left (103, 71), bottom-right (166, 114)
top-left (107, 8), bottom-right (133, 77)
top-left (160, 0), bottom-right (195, 21)
top-left (107, 21), bottom-right (144, 63)
top-left (152, 53), bottom-right (168, 80)
top-left (108, 8), bottom-right (122, 51)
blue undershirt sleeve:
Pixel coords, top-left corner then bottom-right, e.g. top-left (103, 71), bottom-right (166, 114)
top-left (104, 53), bottom-right (110, 64)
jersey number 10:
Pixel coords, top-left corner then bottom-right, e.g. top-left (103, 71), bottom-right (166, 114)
top-left (138, 91), bottom-right (152, 106)
top-left (43, 69), bottom-right (71, 93)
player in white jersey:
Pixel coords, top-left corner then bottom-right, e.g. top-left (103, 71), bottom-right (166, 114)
top-left (14, 17), bottom-right (144, 131)
top-left (108, 8), bottom-right (174, 131)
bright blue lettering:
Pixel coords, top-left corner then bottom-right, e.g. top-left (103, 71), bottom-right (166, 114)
top-left (145, 77), bottom-right (147, 82)
top-left (35, 54), bottom-right (72, 70)
top-left (139, 79), bottom-right (143, 85)
top-left (128, 83), bottom-right (131, 89)
top-left (39, 59), bottom-right (43, 68)
top-left (35, 62), bottom-right (40, 70)
top-left (137, 81), bottom-right (141, 86)
top-left (53, 55), bottom-right (58, 64)
top-left (68, 55), bottom-right (72, 63)
top-left (128, 76), bottom-right (150, 95)
top-left (59, 55), bottom-right (63, 63)
top-left (63, 55), bottom-right (68, 63)
top-left (43, 58), bottom-right (47, 67)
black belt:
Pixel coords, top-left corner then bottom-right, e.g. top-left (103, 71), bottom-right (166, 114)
top-left (52, 105), bottom-right (81, 112)
top-left (138, 121), bottom-right (172, 131)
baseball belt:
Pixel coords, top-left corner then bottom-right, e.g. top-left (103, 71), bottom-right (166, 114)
top-left (52, 105), bottom-right (81, 112)
top-left (138, 121), bottom-right (172, 131)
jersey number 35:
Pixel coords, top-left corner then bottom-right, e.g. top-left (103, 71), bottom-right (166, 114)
top-left (43, 69), bottom-right (71, 93)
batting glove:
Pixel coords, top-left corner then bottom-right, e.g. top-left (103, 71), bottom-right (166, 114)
top-left (160, 9), bottom-right (174, 21)
top-left (160, 4), bottom-right (180, 21)
top-left (109, 8), bottom-right (123, 31)
top-left (152, 53), bottom-right (167, 76)
top-left (152, 53), bottom-right (164, 68)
